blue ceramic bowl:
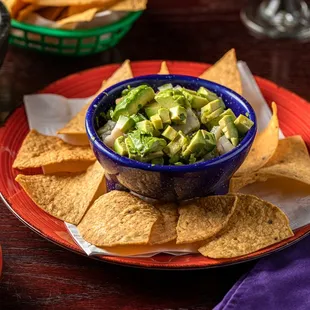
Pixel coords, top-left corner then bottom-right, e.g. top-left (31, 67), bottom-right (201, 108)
top-left (86, 74), bottom-right (256, 201)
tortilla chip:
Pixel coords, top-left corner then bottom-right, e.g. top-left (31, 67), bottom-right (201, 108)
top-left (16, 4), bottom-right (41, 21)
top-left (12, 130), bottom-right (95, 173)
top-left (158, 61), bottom-right (170, 74)
top-left (229, 173), bottom-right (265, 193)
top-left (176, 195), bottom-right (237, 244)
top-left (198, 194), bottom-right (293, 258)
top-left (149, 203), bottom-right (178, 245)
top-left (38, 6), bottom-right (65, 20)
top-left (109, 0), bottom-right (147, 11)
top-left (15, 161), bottom-right (105, 225)
top-left (67, 4), bottom-right (93, 16)
top-left (3, 0), bottom-right (27, 18)
top-left (22, 0), bottom-right (112, 6)
top-left (101, 60), bottom-right (133, 90)
top-left (230, 135), bottom-right (310, 192)
top-left (57, 6), bottom-right (69, 19)
top-left (235, 102), bottom-right (279, 176)
top-left (239, 177), bottom-right (310, 231)
top-left (258, 135), bottom-right (310, 182)
top-left (55, 7), bottom-right (99, 27)
top-left (199, 48), bottom-right (242, 95)
top-left (57, 60), bottom-right (133, 142)
top-left (67, 0), bottom-right (117, 16)
top-left (78, 191), bottom-right (160, 247)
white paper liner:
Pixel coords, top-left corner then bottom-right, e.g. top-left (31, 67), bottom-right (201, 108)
top-left (65, 223), bottom-right (197, 257)
top-left (23, 62), bottom-right (309, 257)
top-left (240, 178), bottom-right (310, 230)
top-left (238, 61), bottom-right (284, 138)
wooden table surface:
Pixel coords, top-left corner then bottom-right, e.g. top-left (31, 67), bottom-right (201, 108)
top-left (1, 1), bottom-right (310, 309)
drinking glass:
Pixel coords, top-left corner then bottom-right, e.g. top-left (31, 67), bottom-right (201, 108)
top-left (241, 0), bottom-right (310, 39)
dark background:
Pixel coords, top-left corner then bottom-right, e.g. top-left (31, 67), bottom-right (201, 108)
top-left (1, 0), bottom-right (310, 309)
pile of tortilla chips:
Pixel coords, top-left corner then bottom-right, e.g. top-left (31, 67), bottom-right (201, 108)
top-left (3, 0), bottom-right (147, 29)
top-left (77, 191), bottom-right (293, 258)
top-left (12, 51), bottom-right (302, 259)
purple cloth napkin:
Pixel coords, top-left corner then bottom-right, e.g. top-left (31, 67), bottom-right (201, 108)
top-left (215, 235), bottom-right (310, 310)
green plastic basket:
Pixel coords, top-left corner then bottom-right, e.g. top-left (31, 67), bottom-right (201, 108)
top-left (9, 11), bottom-right (142, 56)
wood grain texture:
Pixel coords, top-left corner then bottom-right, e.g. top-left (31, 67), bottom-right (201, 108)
top-left (1, 0), bottom-right (310, 308)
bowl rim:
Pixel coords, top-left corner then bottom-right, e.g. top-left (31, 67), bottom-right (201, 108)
top-left (85, 74), bottom-right (257, 172)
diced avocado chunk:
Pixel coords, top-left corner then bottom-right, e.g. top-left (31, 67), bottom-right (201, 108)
top-left (112, 85), bottom-right (155, 121)
top-left (152, 128), bottom-right (161, 137)
top-left (172, 108), bottom-right (200, 135)
top-left (210, 126), bottom-right (222, 141)
top-left (231, 137), bottom-right (239, 146)
top-left (164, 131), bottom-right (189, 157)
top-left (155, 89), bottom-right (189, 108)
top-left (125, 136), bottom-right (138, 159)
top-left (219, 108), bottom-right (236, 121)
top-left (114, 136), bottom-right (128, 156)
top-left (182, 88), bottom-right (197, 95)
top-left (191, 95), bottom-right (209, 109)
top-left (151, 157), bottom-right (165, 165)
top-left (206, 108), bottom-right (236, 131)
top-left (145, 101), bottom-right (162, 118)
top-left (116, 115), bottom-right (135, 133)
top-left (142, 151), bottom-right (164, 162)
top-left (158, 108), bottom-right (171, 124)
top-left (136, 120), bottom-right (154, 135)
top-left (174, 162), bottom-right (184, 166)
top-left (182, 130), bottom-right (206, 158)
top-left (189, 153), bottom-right (197, 164)
top-left (169, 153), bottom-right (180, 164)
top-left (150, 114), bottom-right (163, 130)
top-left (162, 125), bottom-right (178, 141)
top-left (181, 89), bottom-right (194, 105)
top-left (131, 113), bottom-right (147, 124)
top-left (197, 87), bottom-right (218, 101)
top-left (201, 107), bottom-right (224, 124)
top-left (219, 116), bottom-right (239, 146)
top-left (158, 83), bottom-right (173, 91)
top-left (128, 130), bottom-right (167, 156)
top-left (203, 148), bottom-right (220, 160)
top-left (182, 89), bottom-right (209, 109)
top-left (106, 108), bottom-right (114, 120)
top-left (201, 98), bottom-right (225, 115)
top-left (234, 114), bottom-right (254, 135)
top-left (146, 138), bottom-right (167, 153)
top-left (121, 86), bottom-right (131, 96)
top-left (201, 130), bottom-right (217, 152)
top-left (170, 106), bottom-right (187, 124)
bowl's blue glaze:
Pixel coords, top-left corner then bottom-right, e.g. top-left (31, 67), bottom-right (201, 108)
top-left (86, 74), bottom-right (257, 201)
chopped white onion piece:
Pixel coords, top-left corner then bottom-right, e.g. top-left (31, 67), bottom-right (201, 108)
top-left (173, 85), bottom-right (182, 90)
top-left (211, 126), bottom-right (222, 141)
top-left (217, 136), bottom-right (235, 155)
top-left (98, 120), bottom-right (116, 136)
top-left (104, 126), bottom-right (123, 148)
top-left (173, 108), bottom-right (200, 134)
top-left (158, 83), bottom-right (173, 91)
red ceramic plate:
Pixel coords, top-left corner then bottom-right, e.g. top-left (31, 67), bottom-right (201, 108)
top-left (1, 60), bottom-right (310, 270)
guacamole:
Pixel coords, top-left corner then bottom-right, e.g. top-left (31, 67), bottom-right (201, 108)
top-left (97, 84), bottom-right (254, 165)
